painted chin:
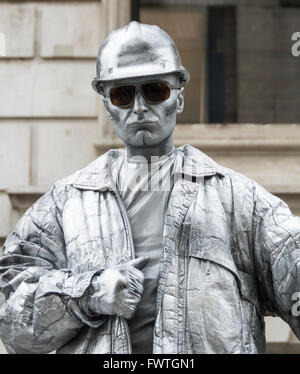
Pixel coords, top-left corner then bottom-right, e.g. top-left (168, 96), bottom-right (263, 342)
top-left (134, 129), bottom-right (154, 145)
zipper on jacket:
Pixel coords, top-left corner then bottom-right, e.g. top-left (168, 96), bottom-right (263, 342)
top-left (113, 189), bottom-right (134, 353)
top-left (178, 229), bottom-right (191, 353)
top-left (113, 190), bottom-right (136, 260)
top-left (183, 253), bottom-right (189, 353)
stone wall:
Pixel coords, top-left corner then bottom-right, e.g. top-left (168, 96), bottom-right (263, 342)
top-left (0, 0), bottom-right (103, 354)
top-left (0, 1), bottom-right (101, 255)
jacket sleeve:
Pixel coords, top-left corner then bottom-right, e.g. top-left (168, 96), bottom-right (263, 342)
top-left (252, 182), bottom-right (300, 338)
top-left (0, 185), bottom-right (104, 354)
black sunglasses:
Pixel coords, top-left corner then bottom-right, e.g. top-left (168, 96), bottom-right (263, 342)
top-left (105, 80), bottom-right (180, 109)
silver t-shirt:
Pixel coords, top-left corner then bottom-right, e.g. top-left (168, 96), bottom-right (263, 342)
top-left (111, 147), bottom-right (178, 353)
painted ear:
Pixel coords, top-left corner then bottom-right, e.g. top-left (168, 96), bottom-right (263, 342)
top-left (102, 97), bottom-right (113, 119)
top-left (176, 87), bottom-right (184, 114)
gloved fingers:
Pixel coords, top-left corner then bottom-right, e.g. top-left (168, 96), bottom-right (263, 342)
top-left (127, 293), bottom-right (142, 306)
top-left (129, 265), bottom-right (144, 282)
top-left (116, 294), bottom-right (141, 319)
top-left (80, 263), bottom-right (146, 319)
top-left (127, 267), bottom-right (144, 296)
top-left (119, 308), bottom-right (135, 320)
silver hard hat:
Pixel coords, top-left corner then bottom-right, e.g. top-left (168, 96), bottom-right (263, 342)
top-left (92, 21), bottom-right (190, 94)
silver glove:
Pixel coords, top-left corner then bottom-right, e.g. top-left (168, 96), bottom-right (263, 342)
top-left (78, 256), bottom-right (149, 320)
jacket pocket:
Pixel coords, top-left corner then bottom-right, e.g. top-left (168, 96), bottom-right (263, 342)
top-left (184, 239), bottom-right (258, 353)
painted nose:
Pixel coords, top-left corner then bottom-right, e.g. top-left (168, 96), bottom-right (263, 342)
top-left (133, 91), bottom-right (148, 115)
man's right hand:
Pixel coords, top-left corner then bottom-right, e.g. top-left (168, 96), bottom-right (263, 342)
top-left (79, 256), bottom-right (149, 320)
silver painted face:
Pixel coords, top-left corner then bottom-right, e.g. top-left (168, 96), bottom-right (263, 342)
top-left (102, 74), bottom-right (184, 148)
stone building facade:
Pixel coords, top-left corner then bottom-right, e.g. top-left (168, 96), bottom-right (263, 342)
top-left (1, 0), bottom-right (300, 353)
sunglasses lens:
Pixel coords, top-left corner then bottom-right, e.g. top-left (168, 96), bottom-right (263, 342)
top-left (142, 81), bottom-right (170, 104)
top-left (110, 85), bottom-right (135, 107)
top-left (109, 81), bottom-right (171, 108)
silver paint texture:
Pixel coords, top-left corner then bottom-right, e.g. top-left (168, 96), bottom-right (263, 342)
top-left (0, 145), bottom-right (300, 353)
top-left (91, 21), bottom-right (190, 94)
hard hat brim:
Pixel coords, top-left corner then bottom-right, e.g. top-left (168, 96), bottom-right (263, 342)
top-left (92, 65), bottom-right (190, 94)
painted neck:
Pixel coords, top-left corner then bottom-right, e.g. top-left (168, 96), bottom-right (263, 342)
top-left (125, 135), bottom-right (175, 162)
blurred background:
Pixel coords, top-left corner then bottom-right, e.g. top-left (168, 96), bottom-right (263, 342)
top-left (1, 0), bottom-right (300, 354)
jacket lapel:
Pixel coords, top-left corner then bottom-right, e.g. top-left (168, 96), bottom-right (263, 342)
top-left (71, 145), bottom-right (225, 191)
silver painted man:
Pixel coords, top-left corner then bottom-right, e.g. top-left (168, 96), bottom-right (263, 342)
top-left (1, 21), bottom-right (300, 354)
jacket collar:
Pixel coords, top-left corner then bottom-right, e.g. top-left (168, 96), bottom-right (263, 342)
top-left (72, 144), bottom-right (225, 191)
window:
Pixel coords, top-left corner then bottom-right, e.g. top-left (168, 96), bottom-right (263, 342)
top-left (135, 0), bottom-right (207, 123)
top-left (208, 6), bottom-right (237, 123)
top-left (134, 0), bottom-right (237, 123)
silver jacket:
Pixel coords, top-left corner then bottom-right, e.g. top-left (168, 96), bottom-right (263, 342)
top-left (1, 144), bottom-right (300, 354)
